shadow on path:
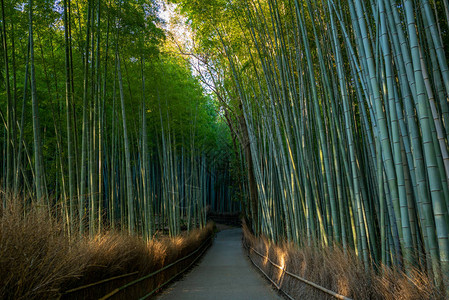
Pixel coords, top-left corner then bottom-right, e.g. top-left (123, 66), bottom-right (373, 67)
top-left (156, 228), bottom-right (282, 300)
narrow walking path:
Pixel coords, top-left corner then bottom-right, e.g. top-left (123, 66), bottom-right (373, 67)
top-left (156, 228), bottom-right (282, 300)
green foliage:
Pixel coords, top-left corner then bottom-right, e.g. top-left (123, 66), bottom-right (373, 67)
top-left (0, 0), bottom-right (236, 239)
top-left (173, 0), bottom-right (449, 292)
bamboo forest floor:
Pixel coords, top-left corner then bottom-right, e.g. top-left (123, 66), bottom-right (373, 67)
top-left (156, 228), bottom-right (283, 300)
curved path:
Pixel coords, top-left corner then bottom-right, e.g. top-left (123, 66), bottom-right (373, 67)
top-left (156, 228), bottom-right (282, 300)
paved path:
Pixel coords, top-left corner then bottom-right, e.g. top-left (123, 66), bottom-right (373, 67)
top-left (156, 228), bottom-right (282, 300)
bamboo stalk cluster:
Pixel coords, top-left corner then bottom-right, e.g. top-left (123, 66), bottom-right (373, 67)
top-left (174, 0), bottom-right (449, 287)
top-left (0, 0), bottom-right (236, 240)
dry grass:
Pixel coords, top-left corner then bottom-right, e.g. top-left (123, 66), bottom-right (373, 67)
top-left (0, 200), bottom-right (214, 299)
top-left (242, 222), bottom-right (444, 300)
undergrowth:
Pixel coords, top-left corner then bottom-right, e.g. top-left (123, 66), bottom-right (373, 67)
top-left (242, 222), bottom-right (444, 300)
top-left (0, 200), bottom-right (214, 299)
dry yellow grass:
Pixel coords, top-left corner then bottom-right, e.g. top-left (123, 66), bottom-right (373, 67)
top-left (0, 201), bottom-right (214, 299)
top-left (242, 222), bottom-right (444, 300)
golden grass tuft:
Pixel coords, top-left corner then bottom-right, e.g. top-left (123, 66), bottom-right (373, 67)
top-left (0, 200), bottom-right (214, 299)
top-left (242, 221), bottom-right (444, 300)
top-left (375, 266), bottom-right (440, 300)
top-left (0, 201), bottom-right (87, 299)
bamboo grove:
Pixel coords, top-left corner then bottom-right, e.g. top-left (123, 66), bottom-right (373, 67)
top-left (0, 0), bottom-right (239, 239)
top-left (172, 0), bottom-right (449, 288)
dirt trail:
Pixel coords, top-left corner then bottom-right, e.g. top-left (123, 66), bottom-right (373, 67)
top-left (156, 228), bottom-right (282, 300)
